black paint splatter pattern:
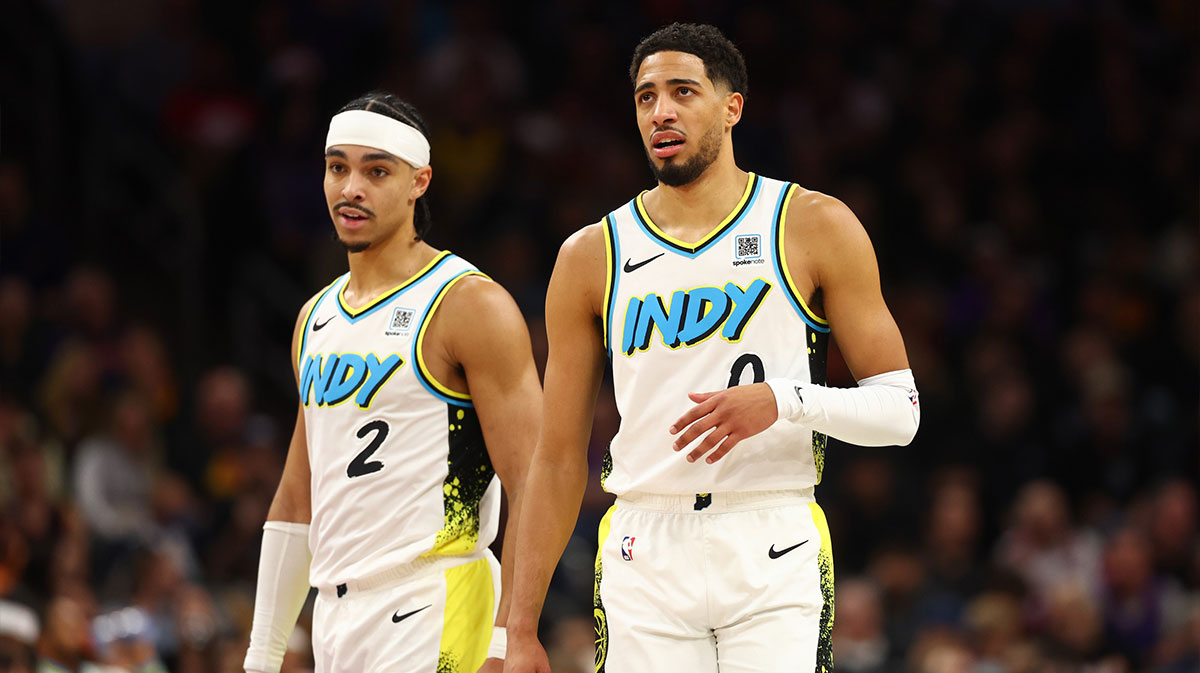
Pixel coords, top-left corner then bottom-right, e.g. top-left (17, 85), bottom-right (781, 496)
top-left (431, 405), bottom-right (494, 555)
top-left (807, 327), bottom-right (829, 484)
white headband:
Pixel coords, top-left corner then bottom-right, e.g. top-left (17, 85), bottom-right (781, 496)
top-left (325, 109), bottom-right (430, 168)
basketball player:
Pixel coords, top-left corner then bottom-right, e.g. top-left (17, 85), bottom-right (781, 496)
top-left (244, 92), bottom-right (541, 673)
top-left (504, 24), bottom-right (919, 673)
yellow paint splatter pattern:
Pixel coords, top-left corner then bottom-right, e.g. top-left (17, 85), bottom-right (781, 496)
top-left (810, 503), bottom-right (835, 673)
top-left (600, 442), bottom-right (613, 490)
top-left (593, 506), bottom-right (615, 672)
top-left (437, 652), bottom-right (459, 673)
top-left (807, 326), bottom-right (829, 484)
top-left (429, 405), bottom-right (494, 556)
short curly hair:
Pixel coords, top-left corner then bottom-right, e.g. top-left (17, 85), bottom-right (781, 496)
top-left (629, 23), bottom-right (748, 99)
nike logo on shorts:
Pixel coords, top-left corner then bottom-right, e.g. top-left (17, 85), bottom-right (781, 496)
top-left (767, 540), bottom-right (808, 559)
top-left (392, 605), bottom-right (432, 623)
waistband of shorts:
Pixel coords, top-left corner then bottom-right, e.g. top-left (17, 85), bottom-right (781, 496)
top-left (615, 488), bottom-right (815, 513)
top-left (317, 549), bottom-right (487, 599)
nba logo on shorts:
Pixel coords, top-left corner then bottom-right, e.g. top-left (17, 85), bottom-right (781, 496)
top-left (621, 536), bottom-right (635, 561)
top-left (385, 307), bottom-right (415, 336)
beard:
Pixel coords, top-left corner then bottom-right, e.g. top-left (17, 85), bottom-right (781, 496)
top-left (331, 201), bottom-right (377, 253)
top-left (332, 230), bottom-right (371, 253)
top-left (646, 121), bottom-right (723, 187)
top-left (340, 239), bottom-right (371, 253)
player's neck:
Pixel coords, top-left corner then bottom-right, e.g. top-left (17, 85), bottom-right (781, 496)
top-left (646, 160), bottom-right (748, 239)
top-left (343, 230), bottom-right (439, 308)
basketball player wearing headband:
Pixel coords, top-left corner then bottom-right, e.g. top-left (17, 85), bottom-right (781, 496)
top-left (244, 92), bottom-right (541, 673)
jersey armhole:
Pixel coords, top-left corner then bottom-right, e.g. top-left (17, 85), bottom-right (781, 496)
top-left (602, 214), bottom-right (620, 360)
top-left (297, 277), bottom-right (345, 372)
top-left (771, 184), bottom-right (831, 333)
top-left (413, 270), bottom-right (489, 406)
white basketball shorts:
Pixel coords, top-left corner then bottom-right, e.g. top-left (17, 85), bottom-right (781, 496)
top-left (312, 550), bottom-right (499, 673)
top-left (593, 490), bottom-right (834, 673)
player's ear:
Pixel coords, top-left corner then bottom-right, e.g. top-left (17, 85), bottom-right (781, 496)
top-left (725, 91), bottom-right (743, 130)
top-left (410, 165), bottom-right (432, 201)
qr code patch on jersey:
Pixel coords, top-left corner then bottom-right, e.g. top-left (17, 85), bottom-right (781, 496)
top-left (385, 307), bottom-right (415, 336)
top-left (735, 234), bottom-right (761, 259)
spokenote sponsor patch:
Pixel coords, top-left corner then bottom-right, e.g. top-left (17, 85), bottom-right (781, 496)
top-left (385, 307), bottom-right (415, 336)
top-left (732, 233), bottom-right (765, 266)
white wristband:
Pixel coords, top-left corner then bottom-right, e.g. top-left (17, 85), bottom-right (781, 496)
top-left (486, 625), bottom-right (507, 659)
top-left (765, 369), bottom-right (920, 447)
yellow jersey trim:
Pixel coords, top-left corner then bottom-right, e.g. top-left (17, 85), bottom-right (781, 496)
top-left (776, 185), bottom-right (829, 327)
top-left (297, 279), bottom-right (338, 372)
top-left (634, 172), bottom-right (757, 251)
top-left (337, 250), bottom-right (453, 318)
top-left (415, 270), bottom-right (489, 402)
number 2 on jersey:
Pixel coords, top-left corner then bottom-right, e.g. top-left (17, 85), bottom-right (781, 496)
top-left (347, 420), bottom-right (388, 478)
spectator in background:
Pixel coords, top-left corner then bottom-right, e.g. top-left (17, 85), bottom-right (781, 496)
top-left (60, 268), bottom-right (118, 351)
top-left (0, 278), bottom-right (41, 407)
top-left (963, 591), bottom-right (1025, 672)
top-left (833, 578), bottom-right (890, 673)
top-left (832, 454), bottom-right (910, 574)
top-left (866, 542), bottom-right (927, 661)
top-left (72, 391), bottom-right (161, 584)
top-left (1146, 479), bottom-right (1198, 587)
top-left (1100, 525), bottom-right (1188, 668)
top-left (36, 593), bottom-right (98, 673)
top-left (906, 628), bottom-right (975, 673)
top-left (117, 328), bottom-right (178, 429)
top-left (90, 607), bottom-right (167, 673)
top-left (176, 366), bottom-right (251, 499)
top-left (37, 343), bottom-right (105, 451)
top-left (200, 420), bottom-right (282, 586)
top-left (1, 427), bottom-right (83, 608)
top-left (1041, 578), bottom-right (1113, 667)
top-left (0, 599), bottom-right (38, 673)
top-left (994, 480), bottom-right (1102, 613)
top-left (923, 469), bottom-right (986, 610)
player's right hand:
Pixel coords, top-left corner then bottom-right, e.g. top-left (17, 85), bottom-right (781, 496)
top-left (502, 635), bottom-right (552, 673)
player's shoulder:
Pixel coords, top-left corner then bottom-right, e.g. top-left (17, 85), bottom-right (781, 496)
top-left (546, 221), bottom-right (608, 281)
top-left (439, 272), bottom-right (513, 313)
top-left (433, 273), bottom-right (530, 357)
top-left (786, 186), bottom-right (857, 224)
top-left (783, 185), bottom-right (870, 248)
top-left (293, 276), bottom-right (343, 330)
top-left (559, 220), bottom-right (608, 261)
top-left (433, 262), bottom-right (526, 329)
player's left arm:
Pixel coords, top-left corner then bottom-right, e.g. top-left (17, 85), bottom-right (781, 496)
top-left (671, 192), bottom-right (918, 462)
top-left (441, 275), bottom-right (542, 670)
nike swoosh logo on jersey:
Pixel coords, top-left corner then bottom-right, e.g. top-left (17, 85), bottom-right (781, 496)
top-left (768, 540), bottom-right (808, 559)
top-left (623, 253), bottom-right (665, 273)
top-left (392, 604), bottom-right (432, 623)
top-left (313, 316), bottom-right (333, 331)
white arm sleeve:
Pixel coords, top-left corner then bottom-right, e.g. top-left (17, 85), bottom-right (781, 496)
top-left (765, 368), bottom-right (920, 447)
top-left (244, 521), bottom-right (312, 673)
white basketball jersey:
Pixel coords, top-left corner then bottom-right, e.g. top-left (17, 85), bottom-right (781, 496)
top-left (297, 251), bottom-right (500, 590)
top-left (601, 174), bottom-right (831, 495)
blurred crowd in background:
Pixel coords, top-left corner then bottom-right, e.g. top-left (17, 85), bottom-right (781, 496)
top-left (1, 1), bottom-right (1197, 672)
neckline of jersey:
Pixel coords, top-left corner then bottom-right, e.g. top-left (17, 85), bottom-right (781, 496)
top-left (336, 250), bottom-right (454, 321)
top-left (632, 172), bottom-right (760, 256)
